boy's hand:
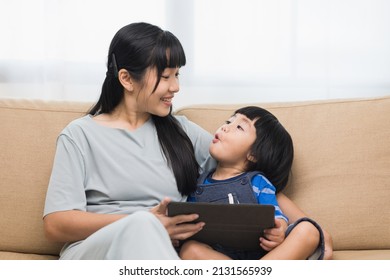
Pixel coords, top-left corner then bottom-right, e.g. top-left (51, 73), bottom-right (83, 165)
top-left (260, 218), bottom-right (288, 251)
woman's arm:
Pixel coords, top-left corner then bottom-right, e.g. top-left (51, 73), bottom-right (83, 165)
top-left (277, 193), bottom-right (334, 259)
top-left (276, 193), bottom-right (305, 222)
top-left (175, 116), bottom-right (216, 171)
top-left (44, 199), bottom-right (205, 244)
top-left (43, 210), bottom-right (126, 243)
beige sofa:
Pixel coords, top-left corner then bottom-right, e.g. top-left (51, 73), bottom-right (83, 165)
top-left (0, 96), bottom-right (389, 260)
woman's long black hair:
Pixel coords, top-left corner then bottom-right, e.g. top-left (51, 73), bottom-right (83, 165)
top-left (235, 106), bottom-right (294, 192)
top-left (88, 22), bottom-right (199, 196)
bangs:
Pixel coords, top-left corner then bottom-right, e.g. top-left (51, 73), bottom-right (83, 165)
top-left (153, 31), bottom-right (186, 71)
top-left (235, 106), bottom-right (268, 121)
top-left (234, 106), bottom-right (278, 131)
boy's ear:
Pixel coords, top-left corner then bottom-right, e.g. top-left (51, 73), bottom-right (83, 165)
top-left (247, 154), bottom-right (257, 163)
top-left (118, 69), bottom-right (134, 92)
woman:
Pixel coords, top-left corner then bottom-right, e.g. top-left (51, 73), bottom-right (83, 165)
top-left (43, 22), bottom-right (332, 259)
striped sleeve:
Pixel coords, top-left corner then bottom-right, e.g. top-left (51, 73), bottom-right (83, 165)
top-left (251, 174), bottom-right (289, 223)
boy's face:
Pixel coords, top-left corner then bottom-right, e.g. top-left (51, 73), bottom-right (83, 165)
top-left (210, 113), bottom-right (257, 170)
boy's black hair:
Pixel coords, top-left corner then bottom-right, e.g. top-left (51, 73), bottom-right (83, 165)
top-left (235, 106), bottom-right (294, 192)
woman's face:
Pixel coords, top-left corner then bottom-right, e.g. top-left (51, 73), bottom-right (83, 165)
top-left (135, 67), bottom-right (180, 117)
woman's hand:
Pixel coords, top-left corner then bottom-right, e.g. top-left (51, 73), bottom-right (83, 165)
top-left (260, 218), bottom-right (288, 251)
top-left (150, 197), bottom-right (205, 241)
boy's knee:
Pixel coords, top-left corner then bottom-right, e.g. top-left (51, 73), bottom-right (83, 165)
top-left (179, 240), bottom-right (206, 259)
top-left (285, 218), bottom-right (325, 259)
top-left (292, 221), bottom-right (320, 247)
top-left (294, 220), bottom-right (318, 232)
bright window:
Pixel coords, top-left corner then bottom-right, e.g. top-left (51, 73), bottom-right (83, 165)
top-left (1, 0), bottom-right (389, 107)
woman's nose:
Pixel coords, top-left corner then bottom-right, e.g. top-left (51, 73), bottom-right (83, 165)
top-left (169, 78), bottom-right (180, 93)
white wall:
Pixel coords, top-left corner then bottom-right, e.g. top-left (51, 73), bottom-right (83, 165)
top-left (1, 0), bottom-right (389, 109)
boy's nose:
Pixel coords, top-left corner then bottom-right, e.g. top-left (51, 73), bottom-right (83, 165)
top-left (221, 125), bottom-right (229, 132)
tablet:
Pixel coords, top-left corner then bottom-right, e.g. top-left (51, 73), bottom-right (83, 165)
top-left (167, 202), bottom-right (275, 250)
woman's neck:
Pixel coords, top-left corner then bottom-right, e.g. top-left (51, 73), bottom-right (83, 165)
top-left (94, 101), bottom-right (150, 131)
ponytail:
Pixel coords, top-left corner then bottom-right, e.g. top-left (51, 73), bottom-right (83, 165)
top-left (153, 114), bottom-right (199, 195)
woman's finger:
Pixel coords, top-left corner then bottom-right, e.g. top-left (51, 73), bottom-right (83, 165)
top-left (150, 197), bottom-right (171, 215)
top-left (170, 222), bottom-right (205, 240)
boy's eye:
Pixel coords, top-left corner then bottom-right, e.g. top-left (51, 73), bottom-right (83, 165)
top-left (237, 125), bottom-right (244, 131)
top-left (225, 120), bottom-right (231, 124)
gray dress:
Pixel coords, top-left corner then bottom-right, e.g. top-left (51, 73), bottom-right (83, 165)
top-left (43, 115), bottom-right (215, 259)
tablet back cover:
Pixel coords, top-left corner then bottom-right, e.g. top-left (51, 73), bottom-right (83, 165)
top-left (167, 202), bottom-right (275, 250)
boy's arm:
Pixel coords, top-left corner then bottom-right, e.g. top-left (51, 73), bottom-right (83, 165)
top-left (252, 175), bottom-right (288, 251)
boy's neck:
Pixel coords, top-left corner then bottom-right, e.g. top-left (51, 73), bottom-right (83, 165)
top-left (212, 166), bottom-right (245, 180)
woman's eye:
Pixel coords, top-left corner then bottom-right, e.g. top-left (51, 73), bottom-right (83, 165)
top-left (225, 120), bottom-right (231, 124)
top-left (161, 75), bottom-right (169, 79)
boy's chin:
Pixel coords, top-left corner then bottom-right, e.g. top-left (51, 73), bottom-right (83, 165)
top-left (209, 148), bottom-right (221, 161)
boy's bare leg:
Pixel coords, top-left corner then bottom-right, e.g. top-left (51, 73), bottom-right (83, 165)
top-left (180, 240), bottom-right (232, 260)
top-left (260, 221), bottom-right (320, 260)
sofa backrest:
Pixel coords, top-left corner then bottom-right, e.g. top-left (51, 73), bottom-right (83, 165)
top-left (0, 99), bottom-right (91, 256)
top-left (175, 96), bottom-right (390, 251)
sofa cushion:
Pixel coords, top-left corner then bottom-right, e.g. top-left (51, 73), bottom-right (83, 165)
top-left (333, 250), bottom-right (390, 260)
top-left (0, 251), bottom-right (58, 260)
top-left (0, 98), bottom-right (91, 256)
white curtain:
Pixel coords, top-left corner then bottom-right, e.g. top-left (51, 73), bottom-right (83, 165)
top-left (1, 0), bottom-right (389, 109)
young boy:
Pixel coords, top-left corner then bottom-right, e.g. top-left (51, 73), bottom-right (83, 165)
top-left (180, 106), bottom-right (324, 260)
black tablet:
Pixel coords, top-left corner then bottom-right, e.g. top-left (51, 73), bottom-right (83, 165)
top-left (167, 202), bottom-right (275, 250)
